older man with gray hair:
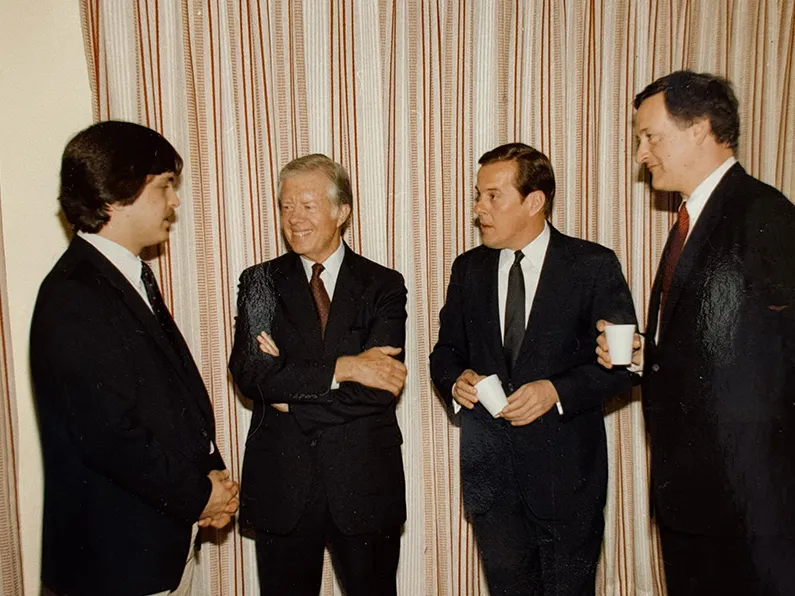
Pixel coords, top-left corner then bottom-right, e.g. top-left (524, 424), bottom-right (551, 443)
top-left (229, 154), bottom-right (408, 595)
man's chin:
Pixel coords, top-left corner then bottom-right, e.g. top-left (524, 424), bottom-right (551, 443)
top-left (479, 234), bottom-right (501, 249)
top-left (648, 173), bottom-right (671, 192)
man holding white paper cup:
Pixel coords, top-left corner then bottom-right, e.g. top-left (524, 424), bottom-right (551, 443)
top-left (597, 71), bottom-right (795, 595)
top-left (430, 143), bottom-right (636, 596)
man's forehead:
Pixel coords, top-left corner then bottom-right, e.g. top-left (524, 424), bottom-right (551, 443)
top-left (279, 182), bottom-right (334, 205)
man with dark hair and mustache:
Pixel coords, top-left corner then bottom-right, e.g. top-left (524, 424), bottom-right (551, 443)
top-left (31, 121), bottom-right (239, 596)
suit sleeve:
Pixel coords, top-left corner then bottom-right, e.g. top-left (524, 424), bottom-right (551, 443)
top-left (34, 281), bottom-right (212, 524)
top-left (290, 271), bottom-right (408, 434)
top-left (748, 191), bottom-right (795, 366)
top-left (429, 256), bottom-right (470, 407)
top-left (228, 266), bottom-right (337, 405)
top-left (547, 250), bottom-right (637, 418)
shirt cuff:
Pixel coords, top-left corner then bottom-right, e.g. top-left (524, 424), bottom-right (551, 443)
top-left (330, 374), bottom-right (340, 391)
top-left (556, 401), bottom-right (563, 415)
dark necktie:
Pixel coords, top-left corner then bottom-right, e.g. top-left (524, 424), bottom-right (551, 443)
top-left (660, 201), bottom-right (690, 313)
top-left (504, 250), bottom-right (526, 371)
top-left (140, 261), bottom-right (181, 350)
top-left (309, 263), bottom-right (331, 336)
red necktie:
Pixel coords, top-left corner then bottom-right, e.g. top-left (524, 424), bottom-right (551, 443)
top-left (309, 263), bottom-right (331, 335)
top-left (661, 201), bottom-right (690, 313)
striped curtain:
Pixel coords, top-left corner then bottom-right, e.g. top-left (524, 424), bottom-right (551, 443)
top-left (0, 201), bottom-right (23, 596)
top-left (76, 1), bottom-right (795, 594)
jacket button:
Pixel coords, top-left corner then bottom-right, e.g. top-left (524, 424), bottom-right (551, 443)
top-left (651, 364), bottom-right (660, 373)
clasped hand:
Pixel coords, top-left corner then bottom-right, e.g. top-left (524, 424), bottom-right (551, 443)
top-left (198, 469), bottom-right (239, 529)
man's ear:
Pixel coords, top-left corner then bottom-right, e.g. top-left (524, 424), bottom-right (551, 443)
top-left (523, 190), bottom-right (545, 217)
top-left (691, 117), bottom-right (711, 145)
top-left (336, 203), bottom-right (352, 228)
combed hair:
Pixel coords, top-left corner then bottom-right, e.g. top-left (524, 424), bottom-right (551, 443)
top-left (59, 121), bottom-right (183, 233)
top-left (478, 143), bottom-right (556, 218)
top-left (634, 70), bottom-right (740, 151)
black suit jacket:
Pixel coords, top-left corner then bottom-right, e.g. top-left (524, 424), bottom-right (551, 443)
top-left (229, 243), bottom-right (407, 535)
top-left (30, 236), bottom-right (224, 596)
top-left (430, 226), bottom-right (636, 520)
top-left (643, 164), bottom-right (795, 537)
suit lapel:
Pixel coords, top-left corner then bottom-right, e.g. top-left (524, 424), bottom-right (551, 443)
top-left (73, 237), bottom-right (199, 393)
top-left (659, 164), bottom-right (742, 334)
top-left (277, 252), bottom-right (325, 354)
top-left (323, 245), bottom-right (364, 360)
top-left (472, 248), bottom-right (508, 377)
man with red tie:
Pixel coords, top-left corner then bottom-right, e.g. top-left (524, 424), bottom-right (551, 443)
top-left (597, 71), bottom-right (795, 594)
top-left (229, 154), bottom-right (408, 595)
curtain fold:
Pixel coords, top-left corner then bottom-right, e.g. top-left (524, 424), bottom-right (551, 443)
top-left (75, 1), bottom-right (795, 594)
top-left (0, 194), bottom-right (24, 596)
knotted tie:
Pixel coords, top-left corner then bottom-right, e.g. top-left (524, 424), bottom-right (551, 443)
top-left (309, 263), bottom-right (331, 336)
top-left (504, 250), bottom-right (526, 372)
top-left (660, 201), bottom-right (690, 313)
top-left (140, 261), bottom-right (174, 331)
top-left (140, 261), bottom-right (185, 361)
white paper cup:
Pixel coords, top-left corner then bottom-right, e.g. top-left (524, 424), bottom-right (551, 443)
top-left (475, 374), bottom-right (509, 417)
top-left (604, 324), bottom-right (636, 366)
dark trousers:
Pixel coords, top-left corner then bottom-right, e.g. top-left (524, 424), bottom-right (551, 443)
top-left (660, 525), bottom-right (795, 596)
top-left (470, 475), bottom-right (604, 596)
top-left (255, 473), bottom-right (400, 596)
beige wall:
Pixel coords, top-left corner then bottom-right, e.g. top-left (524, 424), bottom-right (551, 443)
top-left (0, 0), bottom-right (92, 593)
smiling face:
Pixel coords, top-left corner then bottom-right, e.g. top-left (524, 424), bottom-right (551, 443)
top-left (104, 172), bottom-right (180, 254)
top-left (474, 160), bottom-right (544, 250)
top-left (279, 169), bottom-right (350, 263)
top-left (634, 92), bottom-right (702, 195)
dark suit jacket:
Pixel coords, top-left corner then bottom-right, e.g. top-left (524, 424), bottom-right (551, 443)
top-left (229, 243), bottom-right (407, 535)
top-left (643, 164), bottom-right (795, 537)
top-left (430, 226), bottom-right (636, 522)
top-left (30, 236), bottom-right (224, 596)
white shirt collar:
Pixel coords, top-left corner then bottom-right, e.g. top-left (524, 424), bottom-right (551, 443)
top-left (299, 238), bottom-right (346, 299)
top-left (499, 221), bottom-right (551, 270)
top-left (78, 231), bottom-right (144, 288)
top-left (682, 156), bottom-right (737, 232)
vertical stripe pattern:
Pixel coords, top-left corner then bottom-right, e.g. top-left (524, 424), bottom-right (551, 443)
top-left (71, 1), bottom-right (795, 594)
top-left (0, 197), bottom-right (23, 596)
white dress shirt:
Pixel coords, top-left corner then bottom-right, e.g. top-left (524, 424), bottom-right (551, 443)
top-left (77, 231), bottom-right (152, 311)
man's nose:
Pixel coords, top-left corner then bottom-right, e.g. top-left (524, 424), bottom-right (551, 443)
top-left (474, 196), bottom-right (486, 216)
top-left (635, 141), bottom-right (649, 165)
